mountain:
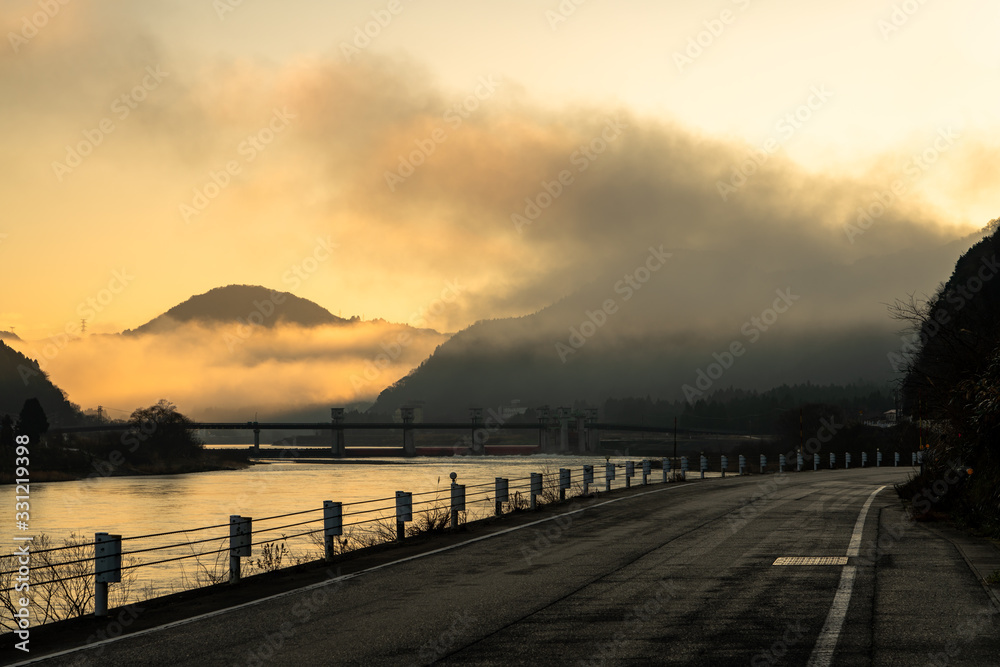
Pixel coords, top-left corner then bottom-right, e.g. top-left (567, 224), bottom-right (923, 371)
top-left (125, 284), bottom-right (351, 334)
top-left (0, 340), bottom-right (83, 425)
top-left (372, 234), bottom-right (980, 419)
top-left (901, 224), bottom-right (1000, 411)
top-left (6, 284), bottom-right (451, 422)
top-left (0, 331), bottom-right (20, 341)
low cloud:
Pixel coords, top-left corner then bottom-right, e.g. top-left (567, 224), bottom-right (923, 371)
top-left (9, 321), bottom-right (448, 420)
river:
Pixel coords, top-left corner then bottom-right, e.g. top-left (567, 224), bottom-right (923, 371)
top-left (1, 451), bottom-right (711, 606)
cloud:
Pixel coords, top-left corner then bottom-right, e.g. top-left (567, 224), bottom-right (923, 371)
top-left (3, 4), bottom-right (989, 412)
top-left (9, 321), bottom-right (448, 420)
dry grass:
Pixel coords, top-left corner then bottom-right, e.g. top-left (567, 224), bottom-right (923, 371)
top-left (0, 533), bottom-right (141, 630)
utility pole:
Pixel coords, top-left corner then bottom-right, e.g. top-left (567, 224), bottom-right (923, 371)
top-left (799, 408), bottom-right (803, 455)
top-left (918, 388), bottom-right (923, 450)
top-left (673, 416), bottom-right (678, 472)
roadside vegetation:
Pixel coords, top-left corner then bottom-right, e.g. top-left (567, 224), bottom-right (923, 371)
top-left (0, 399), bottom-right (252, 484)
top-left (0, 533), bottom-right (145, 632)
top-left (891, 222), bottom-right (1000, 537)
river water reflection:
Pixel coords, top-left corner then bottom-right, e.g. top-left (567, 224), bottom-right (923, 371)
top-left (2, 452), bottom-right (708, 601)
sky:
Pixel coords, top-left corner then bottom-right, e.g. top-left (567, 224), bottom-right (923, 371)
top-left (2, 1), bottom-right (998, 415)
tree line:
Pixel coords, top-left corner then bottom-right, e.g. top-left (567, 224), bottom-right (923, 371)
top-left (894, 222), bottom-right (1000, 535)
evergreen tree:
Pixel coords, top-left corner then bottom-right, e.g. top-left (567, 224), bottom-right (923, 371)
top-left (16, 398), bottom-right (49, 444)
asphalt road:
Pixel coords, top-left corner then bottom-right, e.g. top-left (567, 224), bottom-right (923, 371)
top-left (9, 468), bottom-right (1000, 666)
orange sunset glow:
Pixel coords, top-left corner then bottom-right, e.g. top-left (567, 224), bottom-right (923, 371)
top-left (2, 0), bottom-right (999, 419)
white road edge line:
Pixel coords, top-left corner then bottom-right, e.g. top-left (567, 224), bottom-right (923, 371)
top-left (11, 481), bottom-right (693, 666)
top-left (807, 485), bottom-right (886, 667)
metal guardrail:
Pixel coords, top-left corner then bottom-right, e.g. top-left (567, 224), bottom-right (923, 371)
top-left (1, 451), bottom-right (918, 618)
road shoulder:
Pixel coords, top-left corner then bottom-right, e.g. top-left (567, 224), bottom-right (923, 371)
top-left (870, 501), bottom-right (1000, 666)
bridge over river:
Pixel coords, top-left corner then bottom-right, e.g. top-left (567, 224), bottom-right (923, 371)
top-left (54, 407), bottom-right (696, 456)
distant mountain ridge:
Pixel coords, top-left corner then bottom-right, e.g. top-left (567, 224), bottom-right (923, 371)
top-left (125, 284), bottom-right (352, 334)
top-left (372, 233), bottom-right (981, 419)
top-left (0, 340), bottom-right (82, 425)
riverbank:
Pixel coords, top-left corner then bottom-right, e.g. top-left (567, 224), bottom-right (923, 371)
top-left (0, 450), bottom-right (255, 485)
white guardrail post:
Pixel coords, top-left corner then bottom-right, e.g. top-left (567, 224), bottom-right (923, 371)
top-left (738, 454), bottom-right (746, 475)
top-left (395, 491), bottom-right (412, 541)
top-left (830, 452), bottom-right (836, 469)
top-left (845, 452), bottom-right (852, 468)
top-left (229, 516), bottom-right (251, 584)
top-left (605, 462), bottom-right (615, 492)
top-left (642, 459), bottom-right (650, 486)
top-left (495, 477), bottom-right (508, 515)
top-left (699, 455), bottom-right (707, 479)
top-left (559, 468), bottom-right (571, 500)
top-left (760, 454), bottom-right (767, 473)
top-left (323, 501), bottom-right (342, 561)
top-left (862, 452), bottom-right (868, 468)
top-left (681, 456), bottom-right (688, 480)
top-left (813, 453), bottom-right (819, 471)
top-left (625, 461), bottom-right (634, 488)
top-left (720, 455), bottom-right (728, 478)
top-left (583, 465), bottom-right (593, 495)
top-left (94, 532), bottom-right (121, 617)
top-left (779, 454), bottom-right (786, 473)
top-left (530, 472), bottom-right (543, 510)
top-left (662, 457), bottom-right (670, 482)
top-left (450, 473), bottom-right (465, 530)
